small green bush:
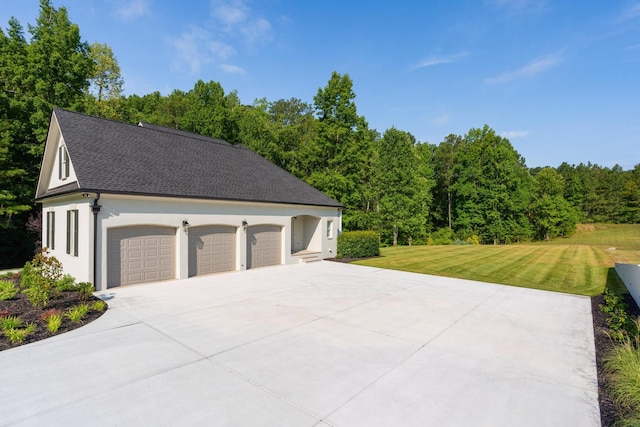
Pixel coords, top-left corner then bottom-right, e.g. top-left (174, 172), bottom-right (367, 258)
top-left (21, 249), bottom-right (63, 309)
top-left (600, 289), bottom-right (637, 342)
top-left (55, 274), bottom-right (76, 294)
top-left (91, 300), bottom-right (106, 311)
top-left (65, 304), bottom-right (89, 323)
top-left (46, 313), bottom-right (63, 334)
top-left (20, 262), bottom-right (33, 289)
top-left (0, 315), bottom-right (22, 331)
top-left (4, 322), bottom-right (36, 344)
top-left (604, 319), bottom-right (640, 424)
top-left (337, 231), bottom-right (379, 258)
top-left (76, 282), bottom-right (95, 300)
top-left (0, 280), bottom-right (18, 300)
top-left (428, 227), bottom-right (454, 245)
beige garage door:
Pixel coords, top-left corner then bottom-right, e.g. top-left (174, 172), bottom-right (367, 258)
top-left (188, 225), bottom-right (236, 277)
top-left (107, 226), bottom-right (175, 288)
top-left (247, 225), bottom-right (282, 269)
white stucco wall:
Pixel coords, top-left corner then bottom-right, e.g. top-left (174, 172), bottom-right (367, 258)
top-left (42, 193), bottom-right (341, 291)
top-left (92, 194), bottom-right (341, 291)
top-left (40, 195), bottom-right (94, 284)
top-left (48, 135), bottom-right (78, 190)
top-left (615, 263), bottom-right (640, 309)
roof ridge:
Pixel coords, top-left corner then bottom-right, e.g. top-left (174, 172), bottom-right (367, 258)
top-left (137, 122), bottom-right (241, 149)
top-left (54, 108), bottom-right (245, 150)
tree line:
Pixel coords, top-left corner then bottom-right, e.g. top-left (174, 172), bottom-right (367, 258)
top-left (1, 1), bottom-right (638, 267)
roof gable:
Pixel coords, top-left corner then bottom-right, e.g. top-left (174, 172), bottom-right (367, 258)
top-left (36, 115), bottom-right (80, 199)
top-left (36, 109), bottom-right (342, 208)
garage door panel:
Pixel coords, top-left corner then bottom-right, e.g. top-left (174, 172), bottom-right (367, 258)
top-left (188, 225), bottom-right (236, 277)
top-left (247, 225), bottom-right (282, 269)
top-left (107, 226), bottom-right (176, 288)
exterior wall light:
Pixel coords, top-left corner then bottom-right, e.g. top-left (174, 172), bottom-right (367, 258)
top-left (182, 220), bottom-right (189, 234)
top-left (242, 220), bottom-right (248, 232)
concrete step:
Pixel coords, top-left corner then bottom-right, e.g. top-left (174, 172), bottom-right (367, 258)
top-left (298, 254), bottom-right (322, 264)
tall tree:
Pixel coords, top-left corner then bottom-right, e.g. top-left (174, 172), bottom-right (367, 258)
top-left (373, 128), bottom-right (430, 245)
top-left (621, 164), bottom-right (640, 223)
top-left (431, 134), bottom-right (463, 230)
top-left (0, 0), bottom-right (93, 267)
top-left (85, 42), bottom-right (124, 119)
top-left (530, 167), bottom-right (578, 240)
top-left (267, 98), bottom-right (317, 178)
top-left (451, 126), bottom-right (533, 244)
top-left (310, 71), bottom-right (375, 230)
top-left (181, 80), bottom-right (237, 142)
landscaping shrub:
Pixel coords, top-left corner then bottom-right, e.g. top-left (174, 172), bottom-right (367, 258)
top-left (428, 227), bottom-right (454, 245)
top-left (76, 282), bottom-right (95, 300)
top-left (21, 249), bottom-right (63, 309)
top-left (4, 323), bottom-right (36, 344)
top-left (0, 316), bottom-right (22, 331)
top-left (65, 304), bottom-right (89, 323)
top-left (600, 289), bottom-right (638, 342)
top-left (54, 275), bottom-right (94, 300)
top-left (338, 231), bottom-right (379, 258)
top-left (91, 300), bottom-right (106, 311)
top-left (0, 280), bottom-right (18, 300)
top-left (604, 319), bottom-right (640, 425)
top-left (46, 313), bottom-right (63, 334)
top-left (55, 274), bottom-right (76, 294)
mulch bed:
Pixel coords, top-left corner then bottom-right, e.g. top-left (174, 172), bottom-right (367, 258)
top-left (592, 292), bottom-right (640, 427)
top-left (0, 278), bottom-right (107, 352)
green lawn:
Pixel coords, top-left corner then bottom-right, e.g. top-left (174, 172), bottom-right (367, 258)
top-left (354, 224), bottom-right (640, 296)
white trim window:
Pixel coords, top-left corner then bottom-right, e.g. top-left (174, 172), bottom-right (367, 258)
top-left (58, 145), bottom-right (69, 180)
top-left (46, 211), bottom-right (55, 249)
top-left (327, 219), bottom-right (334, 239)
top-left (66, 209), bottom-right (78, 256)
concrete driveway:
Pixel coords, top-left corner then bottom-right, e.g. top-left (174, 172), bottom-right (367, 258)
top-left (0, 262), bottom-right (599, 426)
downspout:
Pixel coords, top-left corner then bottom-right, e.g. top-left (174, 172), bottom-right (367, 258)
top-left (91, 193), bottom-right (102, 288)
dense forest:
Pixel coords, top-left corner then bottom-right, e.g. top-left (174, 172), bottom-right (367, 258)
top-left (1, 1), bottom-right (639, 268)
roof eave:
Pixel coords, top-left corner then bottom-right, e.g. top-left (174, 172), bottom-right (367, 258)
top-left (36, 188), bottom-right (344, 208)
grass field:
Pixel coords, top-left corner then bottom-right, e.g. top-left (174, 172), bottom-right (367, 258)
top-left (354, 224), bottom-right (640, 296)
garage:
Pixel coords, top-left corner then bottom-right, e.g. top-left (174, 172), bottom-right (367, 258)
top-left (247, 225), bottom-right (282, 269)
top-left (107, 226), bottom-right (176, 288)
top-left (188, 225), bottom-right (236, 277)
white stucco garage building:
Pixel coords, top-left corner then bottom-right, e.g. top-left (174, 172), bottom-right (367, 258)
top-left (35, 109), bottom-right (342, 291)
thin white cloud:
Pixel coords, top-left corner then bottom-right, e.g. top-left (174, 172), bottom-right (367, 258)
top-left (169, 27), bottom-right (241, 75)
top-left (412, 52), bottom-right (467, 70)
top-left (485, 53), bottom-right (562, 84)
top-left (432, 114), bottom-right (450, 125)
top-left (211, 0), bottom-right (273, 44)
top-left (240, 17), bottom-right (273, 43)
top-left (209, 41), bottom-right (236, 60)
top-left (169, 0), bottom-right (271, 75)
top-left (618, 3), bottom-right (640, 22)
top-left (213, 1), bottom-right (248, 25)
top-left (219, 64), bottom-right (245, 74)
top-left (114, 0), bottom-right (149, 20)
top-left (502, 130), bottom-right (529, 138)
top-left (484, 0), bottom-right (547, 14)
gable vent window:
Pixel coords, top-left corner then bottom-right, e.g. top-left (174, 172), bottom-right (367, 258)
top-left (58, 146), bottom-right (69, 180)
top-left (66, 209), bottom-right (78, 256)
top-left (46, 211), bottom-right (55, 249)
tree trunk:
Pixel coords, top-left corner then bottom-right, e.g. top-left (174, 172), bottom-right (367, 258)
top-left (393, 225), bottom-right (398, 246)
top-left (447, 191), bottom-right (452, 229)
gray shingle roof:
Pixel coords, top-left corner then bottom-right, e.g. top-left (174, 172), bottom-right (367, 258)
top-left (37, 109), bottom-right (342, 208)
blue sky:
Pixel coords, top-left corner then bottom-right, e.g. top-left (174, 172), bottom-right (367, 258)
top-left (2, 1), bottom-right (639, 169)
